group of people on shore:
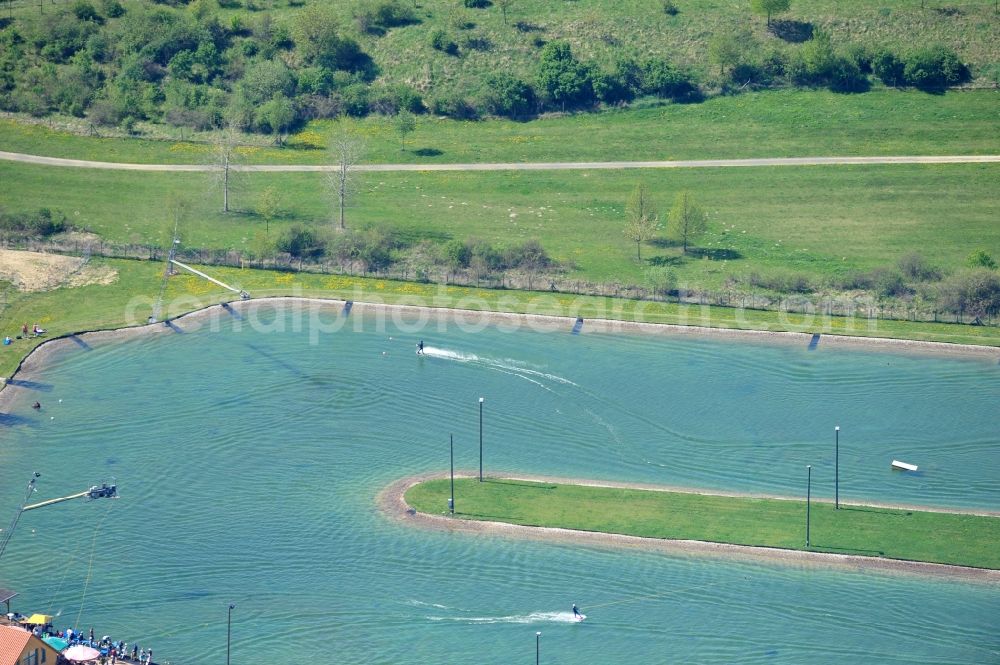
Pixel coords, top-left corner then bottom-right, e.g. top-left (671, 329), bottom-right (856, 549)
top-left (21, 620), bottom-right (154, 665)
top-left (3, 322), bottom-right (46, 346)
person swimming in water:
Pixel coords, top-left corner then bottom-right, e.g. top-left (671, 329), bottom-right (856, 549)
top-left (417, 340), bottom-right (424, 355)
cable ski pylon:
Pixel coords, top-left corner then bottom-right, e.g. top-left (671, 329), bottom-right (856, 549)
top-left (169, 259), bottom-right (250, 301)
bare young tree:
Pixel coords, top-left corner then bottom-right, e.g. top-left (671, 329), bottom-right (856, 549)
top-left (326, 126), bottom-right (366, 231)
top-left (668, 190), bottom-right (707, 254)
top-left (211, 123), bottom-right (242, 213)
top-left (496, 0), bottom-right (514, 26)
top-left (622, 183), bottom-right (659, 260)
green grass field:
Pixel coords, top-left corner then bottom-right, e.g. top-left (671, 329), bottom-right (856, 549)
top-left (2, 159), bottom-right (997, 290)
top-left (4, 258), bottom-right (1000, 381)
top-left (405, 478), bottom-right (1000, 569)
top-left (2, 89), bottom-right (998, 164)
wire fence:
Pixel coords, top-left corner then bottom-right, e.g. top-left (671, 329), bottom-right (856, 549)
top-left (5, 236), bottom-right (995, 328)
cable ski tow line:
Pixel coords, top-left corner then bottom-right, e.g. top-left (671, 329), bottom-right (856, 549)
top-left (168, 259), bottom-right (249, 300)
top-left (74, 499), bottom-right (115, 629)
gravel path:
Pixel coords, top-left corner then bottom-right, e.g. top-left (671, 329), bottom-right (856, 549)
top-left (2, 150), bottom-right (999, 172)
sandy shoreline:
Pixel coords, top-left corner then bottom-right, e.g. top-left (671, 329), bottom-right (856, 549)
top-left (378, 472), bottom-right (1000, 583)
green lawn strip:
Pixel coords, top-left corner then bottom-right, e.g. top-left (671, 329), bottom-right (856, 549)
top-left (4, 259), bottom-right (1000, 381)
top-left (405, 478), bottom-right (1000, 569)
top-left (2, 89), bottom-right (998, 165)
top-left (2, 161), bottom-right (998, 293)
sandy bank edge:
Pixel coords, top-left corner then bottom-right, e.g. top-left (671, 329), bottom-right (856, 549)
top-left (3, 295), bottom-right (999, 410)
top-left (378, 473), bottom-right (1000, 583)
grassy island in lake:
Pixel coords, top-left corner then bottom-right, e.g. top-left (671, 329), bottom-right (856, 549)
top-left (405, 478), bottom-right (1000, 570)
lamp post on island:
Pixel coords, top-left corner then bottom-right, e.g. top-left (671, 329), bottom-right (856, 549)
top-left (806, 465), bottom-right (812, 548)
top-left (478, 397), bottom-right (485, 482)
top-left (227, 603), bottom-right (235, 665)
top-left (835, 426), bottom-right (840, 510)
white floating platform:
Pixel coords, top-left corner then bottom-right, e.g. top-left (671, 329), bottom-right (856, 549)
top-left (891, 460), bottom-right (918, 472)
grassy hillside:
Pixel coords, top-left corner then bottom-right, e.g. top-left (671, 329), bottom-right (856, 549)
top-left (0, 0), bottom-right (995, 139)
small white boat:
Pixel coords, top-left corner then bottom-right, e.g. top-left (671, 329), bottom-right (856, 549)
top-left (891, 460), bottom-right (918, 472)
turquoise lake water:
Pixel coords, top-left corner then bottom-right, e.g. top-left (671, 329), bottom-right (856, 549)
top-left (1, 303), bottom-right (998, 664)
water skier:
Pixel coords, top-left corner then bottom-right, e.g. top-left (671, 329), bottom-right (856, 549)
top-left (417, 340), bottom-right (425, 355)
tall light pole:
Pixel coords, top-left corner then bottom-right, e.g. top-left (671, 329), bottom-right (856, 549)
top-left (227, 603), bottom-right (235, 665)
top-left (806, 465), bottom-right (812, 548)
top-left (478, 397), bottom-right (485, 482)
top-left (834, 426), bottom-right (840, 510)
top-left (449, 434), bottom-right (455, 514)
top-left (535, 631), bottom-right (541, 665)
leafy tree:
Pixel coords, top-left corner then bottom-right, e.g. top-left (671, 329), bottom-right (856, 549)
top-left (872, 49), bottom-right (905, 87)
top-left (622, 184), bottom-right (659, 260)
top-left (668, 191), bottom-right (707, 254)
top-left (481, 72), bottom-right (535, 118)
top-left (277, 224), bottom-right (326, 260)
top-left (708, 30), bottom-right (749, 76)
top-left (640, 58), bottom-right (697, 99)
top-left (750, 0), bottom-right (791, 27)
top-left (536, 41), bottom-right (595, 110)
top-left (239, 59), bottom-right (295, 106)
top-left (394, 110), bottom-right (416, 151)
top-left (257, 93), bottom-right (295, 142)
top-left (966, 249), bottom-right (997, 270)
top-left (904, 45), bottom-right (968, 91)
top-left (292, 5), bottom-right (367, 71)
top-left (256, 186), bottom-right (281, 235)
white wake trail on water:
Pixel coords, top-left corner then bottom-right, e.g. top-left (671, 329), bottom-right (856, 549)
top-left (421, 346), bottom-right (578, 390)
top-left (426, 611), bottom-right (580, 625)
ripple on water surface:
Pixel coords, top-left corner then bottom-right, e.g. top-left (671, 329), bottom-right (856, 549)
top-left (1, 307), bottom-right (997, 663)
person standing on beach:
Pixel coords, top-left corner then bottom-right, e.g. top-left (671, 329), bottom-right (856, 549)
top-left (21, 323), bottom-right (28, 337)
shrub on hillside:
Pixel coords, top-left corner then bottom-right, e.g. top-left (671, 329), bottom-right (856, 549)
top-left (904, 45), bottom-right (969, 90)
top-left (897, 252), bottom-right (942, 281)
top-left (430, 29), bottom-right (458, 55)
top-left (0, 208), bottom-right (68, 237)
top-left (356, 0), bottom-right (417, 34)
top-left (276, 225), bottom-right (326, 259)
top-left (480, 72), bottom-right (536, 118)
top-left (430, 93), bottom-right (478, 119)
top-left (938, 269), bottom-right (1000, 323)
top-left (536, 41), bottom-right (596, 110)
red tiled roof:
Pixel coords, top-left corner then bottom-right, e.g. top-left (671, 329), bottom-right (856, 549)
top-left (0, 625), bottom-right (31, 665)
